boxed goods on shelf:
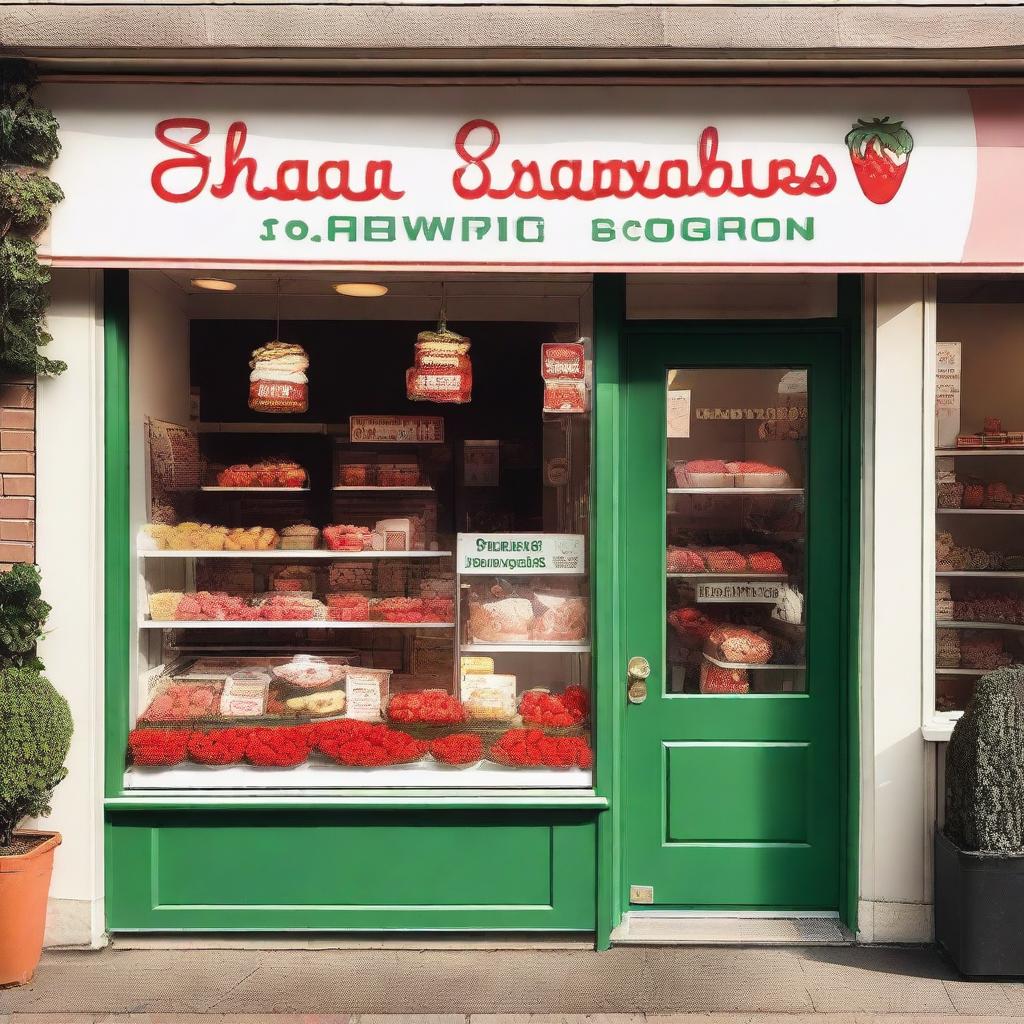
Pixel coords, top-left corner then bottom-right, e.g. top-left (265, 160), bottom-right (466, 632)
top-left (281, 525), bottom-right (321, 550)
top-left (462, 672), bottom-right (516, 722)
top-left (345, 666), bottom-right (391, 721)
top-left (323, 524), bottom-right (372, 551)
top-left (139, 681), bottom-right (223, 722)
top-left (327, 592), bottom-right (371, 622)
top-left (271, 655), bottom-right (347, 690)
top-left (671, 460), bottom-right (792, 489)
top-left (220, 669), bottom-right (270, 717)
top-left (270, 565), bottom-right (318, 592)
top-left (666, 546), bottom-right (784, 575)
top-left (330, 563), bottom-right (375, 591)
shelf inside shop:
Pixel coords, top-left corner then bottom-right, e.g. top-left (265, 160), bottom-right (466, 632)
top-left (332, 485), bottom-right (434, 493)
top-left (936, 621), bottom-right (1024, 631)
top-left (667, 487), bottom-right (804, 496)
top-left (140, 620), bottom-right (455, 630)
top-left (200, 487), bottom-right (310, 493)
top-left (668, 572), bottom-right (788, 581)
top-left (936, 570), bottom-right (1024, 578)
top-left (702, 653), bottom-right (806, 672)
top-left (936, 667), bottom-right (1017, 676)
top-left (197, 422), bottom-right (347, 434)
top-left (138, 549), bottom-right (453, 560)
top-left (460, 642), bottom-right (591, 654)
top-left (936, 508), bottom-right (1024, 515)
top-left (935, 448), bottom-right (1024, 456)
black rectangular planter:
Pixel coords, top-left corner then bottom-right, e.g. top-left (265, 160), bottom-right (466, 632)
top-left (935, 829), bottom-right (1024, 977)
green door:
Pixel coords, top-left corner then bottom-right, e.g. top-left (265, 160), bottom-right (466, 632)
top-left (622, 327), bottom-right (845, 911)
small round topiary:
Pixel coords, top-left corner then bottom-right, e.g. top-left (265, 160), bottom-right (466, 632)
top-left (0, 666), bottom-right (72, 849)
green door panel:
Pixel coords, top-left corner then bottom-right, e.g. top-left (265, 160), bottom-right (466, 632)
top-left (666, 742), bottom-right (809, 844)
top-left (623, 328), bottom-right (846, 912)
top-left (106, 811), bottom-right (596, 930)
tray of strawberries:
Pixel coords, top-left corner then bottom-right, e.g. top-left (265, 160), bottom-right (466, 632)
top-left (208, 461), bottom-right (308, 490)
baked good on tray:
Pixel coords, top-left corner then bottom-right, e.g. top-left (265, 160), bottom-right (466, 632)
top-left (249, 341), bottom-right (310, 414)
top-left (705, 625), bottom-right (774, 665)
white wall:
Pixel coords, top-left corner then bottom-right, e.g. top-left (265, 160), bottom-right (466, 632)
top-left (34, 269), bottom-right (106, 948)
top-left (858, 274), bottom-right (934, 943)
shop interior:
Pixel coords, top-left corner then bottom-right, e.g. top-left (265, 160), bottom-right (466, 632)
top-left (127, 272), bottom-right (594, 788)
top-left (935, 276), bottom-right (1024, 715)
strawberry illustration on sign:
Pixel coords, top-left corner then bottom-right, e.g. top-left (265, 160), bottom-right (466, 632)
top-left (846, 117), bottom-right (914, 205)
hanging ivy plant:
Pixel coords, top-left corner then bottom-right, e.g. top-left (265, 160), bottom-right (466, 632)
top-left (0, 59), bottom-right (65, 377)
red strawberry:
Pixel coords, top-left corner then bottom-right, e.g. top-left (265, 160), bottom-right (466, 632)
top-left (846, 117), bottom-right (913, 205)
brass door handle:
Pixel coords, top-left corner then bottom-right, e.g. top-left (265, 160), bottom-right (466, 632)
top-left (627, 656), bottom-right (650, 704)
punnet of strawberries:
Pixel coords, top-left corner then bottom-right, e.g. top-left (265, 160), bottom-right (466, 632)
top-left (314, 719), bottom-right (427, 766)
top-left (387, 688), bottom-right (466, 724)
top-left (518, 685), bottom-right (589, 728)
top-left (245, 725), bottom-right (313, 767)
top-left (490, 729), bottom-right (593, 769)
top-left (187, 728), bottom-right (249, 765)
top-left (430, 733), bottom-right (484, 765)
top-left (128, 728), bottom-right (191, 766)
top-left (140, 682), bottom-right (220, 721)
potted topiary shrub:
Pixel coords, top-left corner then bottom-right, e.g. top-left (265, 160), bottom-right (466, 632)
top-left (936, 665), bottom-right (1024, 977)
top-left (0, 564), bottom-right (72, 986)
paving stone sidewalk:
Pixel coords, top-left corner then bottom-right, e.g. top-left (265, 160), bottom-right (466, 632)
top-left (3, 946), bottom-right (1024, 1016)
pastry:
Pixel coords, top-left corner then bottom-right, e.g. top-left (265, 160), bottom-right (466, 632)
top-left (531, 591), bottom-right (588, 641)
top-left (285, 689), bottom-right (346, 715)
top-left (706, 625), bottom-right (773, 664)
top-left (468, 597), bottom-right (535, 642)
top-left (281, 524), bottom-right (320, 550)
top-left (272, 655), bottom-right (345, 689)
top-left (676, 459), bottom-right (732, 488)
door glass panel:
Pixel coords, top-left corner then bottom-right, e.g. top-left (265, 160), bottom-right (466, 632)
top-left (666, 368), bottom-right (808, 695)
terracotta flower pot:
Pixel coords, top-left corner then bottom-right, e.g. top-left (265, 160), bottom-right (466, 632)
top-left (0, 831), bottom-right (61, 986)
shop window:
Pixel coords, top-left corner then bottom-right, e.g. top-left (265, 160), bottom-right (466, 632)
top-left (128, 278), bottom-right (593, 789)
top-left (933, 277), bottom-right (1024, 720)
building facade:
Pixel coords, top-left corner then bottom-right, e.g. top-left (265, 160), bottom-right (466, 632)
top-left (5, 2), bottom-right (1023, 947)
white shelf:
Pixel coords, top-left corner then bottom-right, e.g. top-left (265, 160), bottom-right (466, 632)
top-left (200, 487), bottom-right (310, 493)
top-left (138, 549), bottom-right (452, 560)
top-left (922, 714), bottom-right (962, 742)
top-left (703, 653), bottom-right (805, 672)
top-left (333, 485), bottom-right (433, 493)
top-left (936, 620), bottom-right (1024, 632)
top-left (668, 572), bottom-right (787, 581)
top-left (936, 448), bottom-right (1024, 456)
top-left (460, 642), bottom-right (591, 654)
top-left (936, 570), bottom-right (1024, 578)
top-left (937, 508), bottom-right (1024, 515)
top-left (140, 619), bottom-right (455, 630)
top-left (124, 761), bottom-right (593, 789)
top-left (936, 667), bottom-right (1005, 676)
top-left (668, 487), bottom-right (804, 496)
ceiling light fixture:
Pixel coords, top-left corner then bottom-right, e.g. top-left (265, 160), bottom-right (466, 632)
top-left (190, 277), bottom-right (237, 292)
top-left (333, 282), bottom-right (389, 297)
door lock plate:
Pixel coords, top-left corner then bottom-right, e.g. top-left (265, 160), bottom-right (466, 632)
top-left (630, 884), bottom-right (655, 904)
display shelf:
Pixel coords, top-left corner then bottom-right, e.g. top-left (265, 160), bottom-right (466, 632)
top-left (138, 549), bottom-right (453, 560)
top-left (935, 448), bottom-right (1024, 456)
top-left (922, 714), bottom-right (962, 742)
top-left (668, 572), bottom-right (787, 581)
top-left (936, 620), bottom-right (1024, 631)
top-left (200, 486), bottom-right (310, 493)
top-left (703, 653), bottom-right (805, 671)
top-left (460, 642), bottom-right (591, 654)
top-left (936, 667), bottom-right (1014, 676)
top-left (124, 762), bottom-right (593, 789)
top-left (197, 422), bottom-right (346, 434)
top-left (667, 487), bottom-right (804, 496)
top-left (332, 485), bottom-right (434, 493)
top-left (936, 508), bottom-right (1024, 515)
top-left (936, 570), bottom-right (1024, 578)
top-left (140, 619), bottom-right (455, 630)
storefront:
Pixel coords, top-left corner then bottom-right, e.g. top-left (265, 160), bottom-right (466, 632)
top-left (31, 77), bottom-right (1024, 946)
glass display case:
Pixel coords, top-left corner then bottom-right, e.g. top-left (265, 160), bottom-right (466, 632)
top-left (128, 318), bottom-right (593, 788)
top-left (932, 280), bottom-right (1024, 721)
top-left (664, 367), bottom-right (807, 696)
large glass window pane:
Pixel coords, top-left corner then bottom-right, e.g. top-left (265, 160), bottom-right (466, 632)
top-left (666, 368), bottom-right (807, 695)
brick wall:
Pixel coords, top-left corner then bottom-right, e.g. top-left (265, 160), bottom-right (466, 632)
top-left (0, 376), bottom-right (35, 566)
